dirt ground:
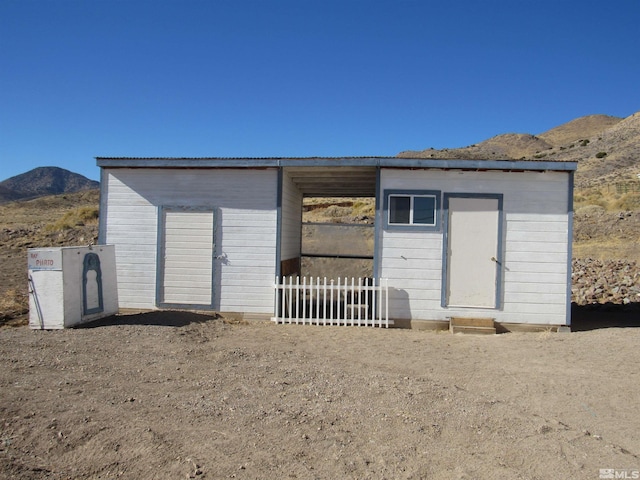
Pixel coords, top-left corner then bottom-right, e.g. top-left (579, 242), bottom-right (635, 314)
top-left (2, 311), bottom-right (640, 480)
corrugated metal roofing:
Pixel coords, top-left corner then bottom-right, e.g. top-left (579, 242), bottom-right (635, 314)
top-left (96, 155), bottom-right (573, 162)
top-left (95, 156), bottom-right (577, 168)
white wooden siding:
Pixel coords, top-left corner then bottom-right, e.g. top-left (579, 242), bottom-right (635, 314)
top-left (280, 171), bottom-right (303, 263)
top-left (103, 168), bottom-right (278, 313)
top-left (104, 165), bottom-right (571, 324)
top-left (379, 169), bottom-right (571, 325)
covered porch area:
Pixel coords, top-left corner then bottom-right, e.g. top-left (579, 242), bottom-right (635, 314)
top-left (276, 160), bottom-right (385, 326)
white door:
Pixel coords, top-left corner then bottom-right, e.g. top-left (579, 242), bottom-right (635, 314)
top-left (159, 208), bottom-right (215, 307)
top-left (446, 196), bottom-right (500, 308)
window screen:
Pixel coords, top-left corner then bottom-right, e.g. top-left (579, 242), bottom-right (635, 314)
top-left (389, 196), bottom-right (411, 224)
top-left (413, 196), bottom-right (436, 225)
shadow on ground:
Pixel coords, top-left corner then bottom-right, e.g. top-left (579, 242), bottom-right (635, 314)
top-left (9, 306), bottom-right (638, 332)
top-left (80, 311), bottom-right (221, 328)
top-left (571, 302), bottom-right (640, 331)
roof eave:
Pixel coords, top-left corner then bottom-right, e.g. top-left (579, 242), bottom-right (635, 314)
top-left (95, 157), bottom-right (578, 172)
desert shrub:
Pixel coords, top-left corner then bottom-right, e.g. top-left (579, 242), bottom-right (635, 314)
top-left (580, 139), bottom-right (590, 147)
top-left (596, 151), bottom-right (607, 158)
top-left (323, 205), bottom-right (352, 218)
top-left (44, 206), bottom-right (99, 232)
top-left (573, 193), bottom-right (587, 204)
top-left (577, 198), bottom-right (608, 209)
top-left (575, 205), bottom-right (605, 216)
top-left (574, 188), bottom-right (609, 209)
top-left (611, 193), bottom-right (640, 211)
top-left (77, 206), bottom-right (99, 221)
top-left (575, 188), bottom-right (603, 201)
top-left (352, 200), bottom-right (375, 217)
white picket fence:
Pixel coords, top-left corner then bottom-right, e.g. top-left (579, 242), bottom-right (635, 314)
top-left (272, 276), bottom-right (390, 327)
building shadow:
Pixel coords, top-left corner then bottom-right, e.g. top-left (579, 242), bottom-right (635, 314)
top-left (79, 310), bottom-right (220, 328)
top-left (571, 302), bottom-right (640, 331)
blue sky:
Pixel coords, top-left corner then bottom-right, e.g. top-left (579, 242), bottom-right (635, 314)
top-left (1, 0), bottom-right (639, 182)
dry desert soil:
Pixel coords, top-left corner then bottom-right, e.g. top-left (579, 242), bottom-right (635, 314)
top-left (2, 313), bottom-right (640, 480)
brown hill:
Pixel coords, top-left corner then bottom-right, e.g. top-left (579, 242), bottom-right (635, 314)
top-left (476, 133), bottom-right (552, 159)
top-left (538, 114), bottom-right (622, 146)
top-left (0, 166), bottom-right (99, 204)
top-left (397, 111), bottom-right (640, 188)
top-left (549, 112), bottom-right (640, 188)
top-left (398, 134), bottom-right (552, 161)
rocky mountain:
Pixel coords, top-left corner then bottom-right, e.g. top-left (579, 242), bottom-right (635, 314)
top-left (0, 184), bottom-right (23, 204)
top-left (0, 167), bottom-right (99, 204)
top-left (398, 111), bottom-right (640, 188)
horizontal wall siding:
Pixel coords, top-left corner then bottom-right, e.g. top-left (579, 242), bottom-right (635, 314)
top-left (280, 171), bottom-right (303, 264)
top-left (103, 168), bottom-right (278, 313)
top-left (379, 169), bottom-right (570, 325)
top-left (105, 181), bottom-right (158, 310)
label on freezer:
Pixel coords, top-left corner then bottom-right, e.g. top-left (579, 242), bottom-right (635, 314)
top-left (28, 249), bottom-right (63, 271)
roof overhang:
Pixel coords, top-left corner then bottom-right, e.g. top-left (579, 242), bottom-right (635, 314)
top-left (96, 157), bottom-right (578, 197)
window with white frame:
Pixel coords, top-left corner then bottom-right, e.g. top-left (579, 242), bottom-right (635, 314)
top-left (384, 190), bottom-right (441, 230)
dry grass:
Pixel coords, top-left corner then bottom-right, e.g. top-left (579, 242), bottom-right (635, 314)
top-left (303, 197), bottom-right (375, 223)
top-left (572, 184), bottom-right (640, 260)
top-left (0, 189), bottom-right (100, 234)
top-left (537, 327), bottom-right (556, 340)
top-left (611, 192), bottom-right (640, 210)
top-left (572, 241), bottom-right (639, 261)
top-left (43, 205), bottom-right (99, 232)
top-left (574, 188), bottom-right (607, 209)
top-left (574, 186), bottom-right (640, 212)
top-left (351, 198), bottom-right (375, 216)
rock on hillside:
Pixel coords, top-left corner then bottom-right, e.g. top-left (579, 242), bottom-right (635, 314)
top-left (0, 166), bottom-right (99, 204)
top-left (572, 258), bottom-right (639, 306)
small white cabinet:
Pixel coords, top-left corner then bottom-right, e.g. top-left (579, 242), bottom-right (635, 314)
top-left (27, 245), bottom-right (118, 329)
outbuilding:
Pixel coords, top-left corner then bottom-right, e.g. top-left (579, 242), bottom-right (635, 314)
top-left (96, 156), bottom-right (577, 331)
